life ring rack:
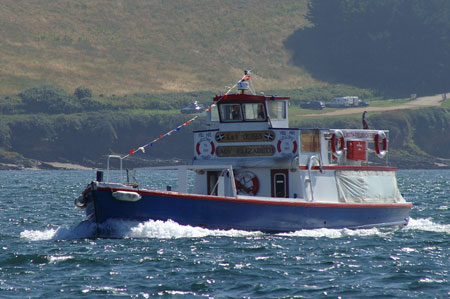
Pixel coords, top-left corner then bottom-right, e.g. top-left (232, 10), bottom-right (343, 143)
top-left (331, 130), bottom-right (345, 157)
top-left (374, 130), bottom-right (388, 158)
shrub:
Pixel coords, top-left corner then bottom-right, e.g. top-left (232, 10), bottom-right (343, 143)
top-left (74, 86), bottom-right (93, 99)
top-left (19, 84), bottom-right (82, 114)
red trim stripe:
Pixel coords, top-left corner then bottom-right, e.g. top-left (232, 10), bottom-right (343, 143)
top-left (299, 165), bottom-right (398, 171)
top-left (97, 186), bottom-right (412, 209)
top-left (214, 94), bottom-right (290, 102)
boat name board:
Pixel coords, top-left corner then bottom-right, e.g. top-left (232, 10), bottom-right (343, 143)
top-left (215, 131), bottom-right (275, 143)
top-left (216, 145), bottom-right (275, 157)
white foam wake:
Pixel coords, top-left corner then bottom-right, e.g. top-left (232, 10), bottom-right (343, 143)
top-left (20, 220), bottom-right (98, 241)
top-left (405, 218), bottom-right (450, 234)
top-left (123, 219), bottom-right (261, 239)
top-left (20, 219), bottom-right (260, 241)
top-left (20, 217), bottom-right (450, 241)
top-left (279, 227), bottom-right (388, 238)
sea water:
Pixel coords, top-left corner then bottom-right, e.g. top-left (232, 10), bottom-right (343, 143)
top-left (0, 169), bottom-right (449, 298)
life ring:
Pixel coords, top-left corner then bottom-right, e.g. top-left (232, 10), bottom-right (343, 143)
top-left (331, 130), bottom-right (345, 157)
top-left (196, 140), bottom-right (215, 158)
top-left (277, 139), bottom-right (298, 154)
top-left (374, 131), bottom-right (388, 158)
top-left (234, 171), bottom-right (259, 196)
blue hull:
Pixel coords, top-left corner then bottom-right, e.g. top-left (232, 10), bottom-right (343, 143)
top-left (86, 187), bottom-right (412, 232)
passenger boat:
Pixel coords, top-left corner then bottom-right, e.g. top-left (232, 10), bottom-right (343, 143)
top-left (75, 72), bottom-right (412, 232)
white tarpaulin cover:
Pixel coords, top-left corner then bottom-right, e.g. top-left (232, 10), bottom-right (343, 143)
top-left (335, 170), bottom-right (405, 203)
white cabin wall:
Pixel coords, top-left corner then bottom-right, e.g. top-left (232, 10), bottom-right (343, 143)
top-left (193, 173), bottom-right (206, 195)
top-left (288, 170), bottom-right (303, 199)
top-left (300, 170), bottom-right (339, 202)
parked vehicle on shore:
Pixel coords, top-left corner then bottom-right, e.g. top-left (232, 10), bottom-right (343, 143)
top-left (181, 101), bottom-right (204, 114)
top-left (326, 96), bottom-right (370, 108)
top-left (300, 101), bottom-right (325, 110)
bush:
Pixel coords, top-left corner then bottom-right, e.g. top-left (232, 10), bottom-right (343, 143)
top-left (74, 86), bottom-right (93, 99)
top-left (19, 84), bottom-right (82, 114)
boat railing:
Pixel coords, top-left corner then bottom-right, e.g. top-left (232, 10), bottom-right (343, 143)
top-left (305, 155), bottom-right (323, 202)
top-left (208, 166), bottom-right (237, 197)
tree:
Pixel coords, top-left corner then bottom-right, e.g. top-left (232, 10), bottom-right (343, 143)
top-left (285, 0), bottom-right (450, 96)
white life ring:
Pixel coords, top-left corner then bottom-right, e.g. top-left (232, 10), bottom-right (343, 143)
top-left (277, 139), bottom-right (298, 155)
top-left (374, 131), bottom-right (388, 158)
top-left (331, 130), bottom-right (345, 157)
top-left (196, 139), bottom-right (215, 158)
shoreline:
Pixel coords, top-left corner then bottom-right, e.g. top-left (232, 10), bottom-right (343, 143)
top-left (1, 162), bottom-right (449, 171)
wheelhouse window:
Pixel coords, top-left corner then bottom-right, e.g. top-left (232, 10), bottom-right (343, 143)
top-left (210, 104), bottom-right (219, 122)
top-left (267, 101), bottom-right (286, 120)
top-left (220, 104), bottom-right (242, 122)
top-left (243, 103), bottom-right (266, 121)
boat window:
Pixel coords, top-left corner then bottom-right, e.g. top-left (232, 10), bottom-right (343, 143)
top-left (210, 104), bottom-right (219, 122)
top-left (301, 130), bottom-right (320, 152)
top-left (243, 103), bottom-right (266, 121)
top-left (219, 104), bottom-right (242, 122)
top-left (267, 101), bottom-right (286, 120)
top-left (274, 173), bottom-right (287, 197)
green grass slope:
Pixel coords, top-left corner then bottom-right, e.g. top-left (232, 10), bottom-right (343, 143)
top-left (0, 0), bottom-right (316, 95)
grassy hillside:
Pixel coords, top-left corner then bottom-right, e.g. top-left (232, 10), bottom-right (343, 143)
top-left (0, 0), bottom-right (316, 95)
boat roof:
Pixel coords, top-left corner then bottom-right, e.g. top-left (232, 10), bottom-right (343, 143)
top-left (213, 94), bottom-right (290, 102)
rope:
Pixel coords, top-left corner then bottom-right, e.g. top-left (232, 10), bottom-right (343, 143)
top-left (120, 71), bottom-right (252, 160)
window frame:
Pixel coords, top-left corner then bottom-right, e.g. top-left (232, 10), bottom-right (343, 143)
top-left (218, 102), bottom-right (267, 123)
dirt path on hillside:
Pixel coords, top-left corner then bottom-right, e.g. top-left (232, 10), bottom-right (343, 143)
top-left (301, 93), bottom-right (446, 117)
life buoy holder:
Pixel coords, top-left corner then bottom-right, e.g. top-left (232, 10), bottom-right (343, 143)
top-left (234, 171), bottom-right (259, 196)
top-left (374, 131), bottom-right (388, 158)
top-left (331, 130), bottom-right (345, 157)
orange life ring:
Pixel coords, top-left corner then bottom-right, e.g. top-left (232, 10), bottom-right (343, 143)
top-left (331, 130), bottom-right (345, 157)
top-left (374, 131), bottom-right (387, 158)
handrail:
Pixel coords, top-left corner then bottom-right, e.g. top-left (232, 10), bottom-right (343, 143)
top-left (305, 155), bottom-right (322, 202)
top-left (209, 165), bottom-right (236, 197)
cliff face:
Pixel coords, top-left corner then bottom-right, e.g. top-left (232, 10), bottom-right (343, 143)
top-left (0, 108), bottom-right (449, 169)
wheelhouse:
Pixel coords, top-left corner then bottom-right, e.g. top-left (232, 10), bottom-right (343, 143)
top-left (208, 94), bottom-right (290, 130)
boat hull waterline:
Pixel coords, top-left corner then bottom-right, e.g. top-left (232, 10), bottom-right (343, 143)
top-left (84, 186), bottom-right (412, 232)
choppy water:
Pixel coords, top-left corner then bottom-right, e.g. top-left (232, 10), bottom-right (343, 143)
top-left (0, 169), bottom-right (449, 298)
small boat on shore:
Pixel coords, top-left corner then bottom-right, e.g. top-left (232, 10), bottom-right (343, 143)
top-left (76, 72), bottom-right (412, 232)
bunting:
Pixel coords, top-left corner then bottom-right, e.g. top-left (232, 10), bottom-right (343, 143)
top-left (121, 71), bottom-right (252, 160)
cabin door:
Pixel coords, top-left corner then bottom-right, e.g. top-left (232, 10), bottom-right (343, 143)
top-left (271, 169), bottom-right (289, 198)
